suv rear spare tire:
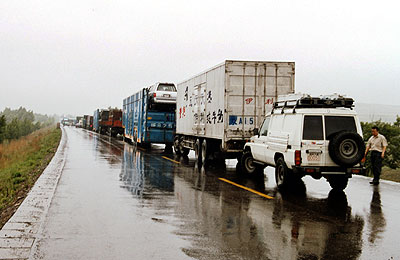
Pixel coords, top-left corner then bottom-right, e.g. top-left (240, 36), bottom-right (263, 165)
top-left (328, 131), bottom-right (365, 167)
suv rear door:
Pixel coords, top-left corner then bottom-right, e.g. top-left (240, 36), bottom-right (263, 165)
top-left (302, 115), bottom-right (358, 166)
top-left (324, 115), bottom-right (358, 166)
top-left (302, 115), bottom-right (325, 165)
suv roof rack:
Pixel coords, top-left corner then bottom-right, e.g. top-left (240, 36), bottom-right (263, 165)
top-left (272, 93), bottom-right (354, 114)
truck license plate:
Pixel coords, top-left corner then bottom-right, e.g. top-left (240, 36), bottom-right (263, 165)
top-left (307, 152), bottom-right (321, 161)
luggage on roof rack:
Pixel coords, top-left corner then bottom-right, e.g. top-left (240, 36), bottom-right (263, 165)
top-left (272, 94), bottom-right (354, 113)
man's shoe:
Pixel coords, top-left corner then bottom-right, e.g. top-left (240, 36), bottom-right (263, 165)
top-left (370, 181), bottom-right (379, 185)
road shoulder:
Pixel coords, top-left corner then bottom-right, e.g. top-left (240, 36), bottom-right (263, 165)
top-left (0, 127), bottom-right (67, 260)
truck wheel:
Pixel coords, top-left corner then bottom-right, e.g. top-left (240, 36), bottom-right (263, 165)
top-left (327, 175), bottom-right (349, 190)
top-left (194, 139), bottom-right (202, 165)
top-left (201, 139), bottom-right (209, 167)
top-left (173, 136), bottom-right (181, 155)
top-left (275, 157), bottom-right (292, 189)
top-left (329, 131), bottom-right (365, 167)
top-left (181, 147), bottom-right (190, 156)
top-left (133, 132), bottom-right (138, 147)
top-left (240, 151), bottom-right (263, 175)
top-left (179, 137), bottom-right (190, 156)
top-left (164, 144), bottom-right (173, 154)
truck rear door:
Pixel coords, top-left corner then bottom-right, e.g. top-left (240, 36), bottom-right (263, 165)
top-left (225, 61), bottom-right (295, 143)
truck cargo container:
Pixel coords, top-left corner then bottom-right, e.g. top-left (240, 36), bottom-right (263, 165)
top-left (175, 60), bottom-right (295, 166)
top-left (83, 115), bottom-right (93, 130)
top-left (75, 116), bottom-right (83, 127)
top-left (93, 109), bottom-right (100, 133)
top-left (99, 109), bottom-right (110, 135)
top-left (105, 109), bottom-right (123, 137)
top-left (93, 109), bottom-right (123, 136)
top-left (123, 87), bottom-right (176, 148)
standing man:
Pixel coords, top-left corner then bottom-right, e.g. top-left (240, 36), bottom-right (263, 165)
top-left (364, 126), bottom-right (388, 185)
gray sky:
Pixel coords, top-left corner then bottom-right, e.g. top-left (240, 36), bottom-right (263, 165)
top-left (1, 0), bottom-right (399, 116)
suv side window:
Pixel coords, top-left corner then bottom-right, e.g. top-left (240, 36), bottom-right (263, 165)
top-left (303, 115), bottom-right (323, 140)
top-left (260, 117), bottom-right (271, 136)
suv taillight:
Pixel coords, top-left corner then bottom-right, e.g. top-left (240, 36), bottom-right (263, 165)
top-left (295, 150), bottom-right (301, 166)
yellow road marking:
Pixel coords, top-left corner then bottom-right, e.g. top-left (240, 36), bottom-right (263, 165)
top-left (219, 178), bottom-right (274, 200)
top-left (162, 156), bottom-right (181, 164)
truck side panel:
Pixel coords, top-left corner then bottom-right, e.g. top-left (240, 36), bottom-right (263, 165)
top-left (93, 109), bottom-right (100, 132)
top-left (176, 60), bottom-right (295, 152)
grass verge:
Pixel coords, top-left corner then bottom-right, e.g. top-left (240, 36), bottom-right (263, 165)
top-left (362, 167), bottom-right (400, 183)
top-left (381, 167), bottom-right (400, 183)
top-left (0, 126), bottom-right (61, 228)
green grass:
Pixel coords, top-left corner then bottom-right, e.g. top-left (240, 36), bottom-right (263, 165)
top-left (381, 167), bottom-right (400, 183)
top-left (0, 127), bottom-right (61, 212)
top-left (363, 166), bottom-right (400, 183)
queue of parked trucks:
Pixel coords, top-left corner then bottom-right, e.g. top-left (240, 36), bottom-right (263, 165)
top-left (69, 60), bottom-right (366, 191)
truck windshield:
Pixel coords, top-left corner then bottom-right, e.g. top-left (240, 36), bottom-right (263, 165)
top-left (325, 116), bottom-right (356, 139)
top-left (157, 84), bottom-right (176, 92)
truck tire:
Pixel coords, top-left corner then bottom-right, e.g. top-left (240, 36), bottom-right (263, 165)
top-left (200, 139), bottom-right (209, 167)
top-left (173, 136), bottom-right (181, 155)
top-left (179, 137), bottom-right (190, 156)
top-left (275, 157), bottom-right (293, 189)
top-left (240, 151), bottom-right (264, 175)
top-left (328, 131), bottom-right (365, 167)
top-left (194, 139), bottom-right (202, 165)
top-left (327, 175), bottom-right (349, 190)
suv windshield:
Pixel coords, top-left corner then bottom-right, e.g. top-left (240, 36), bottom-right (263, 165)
top-left (260, 117), bottom-right (270, 136)
top-left (157, 84), bottom-right (176, 92)
top-left (325, 116), bottom-right (356, 139)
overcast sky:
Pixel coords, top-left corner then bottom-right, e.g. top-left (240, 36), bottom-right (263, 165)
top-left (1, 0), bottom-right (399, 116)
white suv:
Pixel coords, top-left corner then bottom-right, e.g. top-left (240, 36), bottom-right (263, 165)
top-left (148, 82), bottom-right (177, 104)
top-left (241, 94), bottom-right (365, 191)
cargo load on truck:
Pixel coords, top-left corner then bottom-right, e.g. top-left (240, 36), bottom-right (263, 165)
top-left (123, 84), bottom-right (176, 149)
top-left (83, 115), bottom-right (93, 130)
top-left (93, 108), bottom-right (123, 136)
top-left (174, 60), bottom-right (295, 167)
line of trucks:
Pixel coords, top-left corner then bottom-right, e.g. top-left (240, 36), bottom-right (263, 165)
top-left (74, 60), bottom-right (366, 191)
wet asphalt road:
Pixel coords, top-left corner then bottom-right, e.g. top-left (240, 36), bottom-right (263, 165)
top-left (33, 127), bottom-right (400, 259)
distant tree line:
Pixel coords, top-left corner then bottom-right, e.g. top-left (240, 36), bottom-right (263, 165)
top-left (361, 117), bottom-right (400, 171)
top-left (0, 107), bottom-right (56, 143)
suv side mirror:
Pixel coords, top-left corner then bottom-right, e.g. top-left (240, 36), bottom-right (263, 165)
top-left (253, 128), bottom-right (259, 136)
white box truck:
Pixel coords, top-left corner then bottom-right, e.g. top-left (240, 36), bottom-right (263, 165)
top-left (174, 60), bottom-right (295, 166)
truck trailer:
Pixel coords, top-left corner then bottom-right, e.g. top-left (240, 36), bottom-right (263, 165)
top-left (123, 87), bottom-right (176, 148)
top-left (93, 109), bottom-right (123, 136)
top-left (174, 60), bottom-right (295, 166)
top-left (83, 115), bottom-right (93, 130)
top-left (93, 109), bottom-right (100, 133)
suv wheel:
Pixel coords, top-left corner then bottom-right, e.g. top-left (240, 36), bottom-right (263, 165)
top-left (329, 131), bottom-right (365, 167)
top-left (275, 157), bottom-right (292, 188)
top-left (327, 175), bottom-right (349, 190)
top-left (240, 151), bottom-right (264, 175)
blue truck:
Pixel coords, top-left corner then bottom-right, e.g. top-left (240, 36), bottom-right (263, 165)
top-left (93, 109), bottom-right (100, 133)
top-left (123, 86), bottom-right (176, 149)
